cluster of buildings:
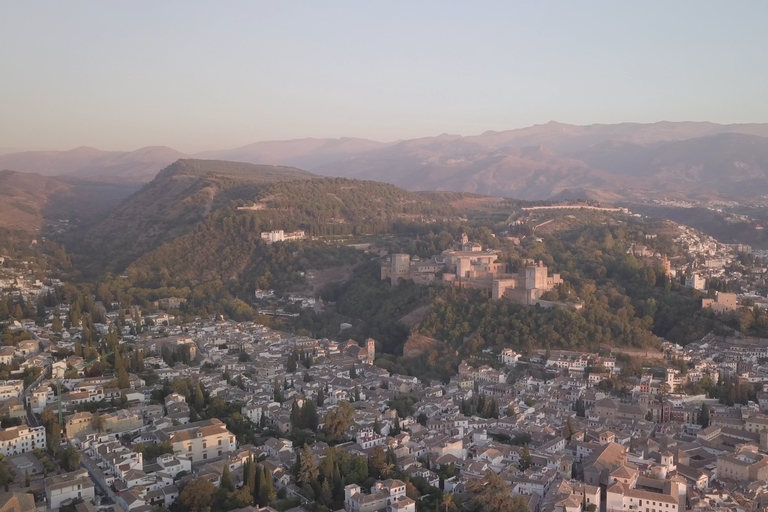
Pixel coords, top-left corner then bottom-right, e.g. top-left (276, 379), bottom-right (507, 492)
top-left (11, 291), bottom-right (768, 512)
top-left (382, 234), bottom-right (576, 308)
top-left (674, 226), bottom-right (768, 313)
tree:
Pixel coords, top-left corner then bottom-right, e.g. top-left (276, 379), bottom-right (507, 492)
top-left (287, 352), bottom-right (298, 373)
top-left (302, 400), bottom-right (319, 432)
top-left (319, 479), bottom-right (332, 506)
top-left (221, 464), bottom-right (234, 491)
top-left (178, 478), bottom-right (216, 512)
top-left (369, 445), bottom-right (388, 478)
top-left (298, 444), bottom-right (319, 486)
top-left (273, 378), bottom-right (284, 403)
top-left (24, 469), bottom-right (29, 488)
top-left (258, 465), bottom-right (275, 506)
top-left (316, 386), bottom-right (325, 407)
top-left (564, 417), bottom-right (575, 441)
top-left (467, 471), bottom-right (527, 512)
top-left (441, 492), bottom-right (459, 512)
top-left (58, 446), bottom-right (81, 472)
top-left (243, 457), bottom-right (257, 497)
top-left (226, 487), bottom-right (254, 509)
top-left (117, 368), bottom-right (130, 389)
top-left (700, 403), bottom-right (711, 428)
top-left (91, 412), bottom-right (106, 434)
top-left (324, 400), bottom-right (355, 440)
top-left (0, 460), bottom-right (13, 492)
top-left (40, 410), bottom-right (61, 454)
top-left (520, 444), bottom-right (532, 471)
top-left (52, 317), bottom-right (63, 332)
top-left (573, 397), bottom-right (586, 417)
top-left (194, 382), bottom-right (205, 411)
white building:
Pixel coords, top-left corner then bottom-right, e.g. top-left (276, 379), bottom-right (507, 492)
top-left (0, 424), bottom-right (46, 456)
top-left (28, 386), bottom-right (50, 414)
top-left (166, 418), bottom-right (237, 463)
top-left (45, 469), bottom-right (95, 510)
top-left (260, 230), bottom-right (306, 243)
top-left (345, 479), bottom-right (407, 512)
top-left (685, 274), bottom-right (707, 291)
top-left (0, 380), bottom-right (24, 401)
top-left (501, 348), bottom-right (520, 366)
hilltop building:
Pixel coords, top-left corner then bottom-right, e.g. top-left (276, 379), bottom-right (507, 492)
top-left (702, 292), bottom-right (738, 313)
top-left (382, 238), bottom-right (572, 307)
top-left (260, 230), bottom-right (305, 243)
top-left (381, 254), bottom-right (441, 286)
top-left (490, 260), bottom-right (564, 305)
top-left (629, 244), bottom-right (673, 277)
top-left (685, 274), bottom-right (707, 291)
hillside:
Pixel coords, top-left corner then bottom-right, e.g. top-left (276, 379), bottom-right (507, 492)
top-left (120, 177), bottom-right (456, 295)
top-left (73, 159), bottom-right (316, 275)
top-left (0, 171), bottom-right (70, 232)
top-left (0, 171), bottom-right (138, 233)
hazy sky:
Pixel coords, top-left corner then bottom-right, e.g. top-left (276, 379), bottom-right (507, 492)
top-left (1, 1), bottom-right (767, 153)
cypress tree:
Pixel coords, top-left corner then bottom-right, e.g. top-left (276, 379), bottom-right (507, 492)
top-left (221, 464), bottom-right (234, 491)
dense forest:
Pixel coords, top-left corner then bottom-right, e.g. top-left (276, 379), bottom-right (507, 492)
top-left (69, 159), bottom-right (316, 275)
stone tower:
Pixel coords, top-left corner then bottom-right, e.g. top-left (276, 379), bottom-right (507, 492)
top-left (366, 338), bottom-right (376, 364)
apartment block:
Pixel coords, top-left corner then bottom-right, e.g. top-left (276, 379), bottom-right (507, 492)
top-left (163, 418), bottom-right (237, 463)
top-left (0, 424), bottom-right (46, 457)
top-left (45, 469), bottom-right (95, 510)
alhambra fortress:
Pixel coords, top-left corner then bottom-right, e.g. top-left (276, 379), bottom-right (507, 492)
top-left (381, 234), bottom-right (580, 309)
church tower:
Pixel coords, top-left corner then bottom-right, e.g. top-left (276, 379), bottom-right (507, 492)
top-left (366, 338), bottom-right (376, 364)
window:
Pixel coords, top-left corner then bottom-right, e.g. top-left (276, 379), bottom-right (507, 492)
top-left (218, 439), bottom-right (222, 445)
top-left (203, 454), bottom-right (207, 460)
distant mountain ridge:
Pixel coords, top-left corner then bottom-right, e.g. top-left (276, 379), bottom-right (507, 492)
top-left (5, 121), bottom-right (768, 200)
top-left (0, 146), bottom-right (188, 184)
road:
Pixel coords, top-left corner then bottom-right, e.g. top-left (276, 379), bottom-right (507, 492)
top-left (80, 451), bottom-right (118, 505)
top-left (23, 361), bottom-right (48, 427)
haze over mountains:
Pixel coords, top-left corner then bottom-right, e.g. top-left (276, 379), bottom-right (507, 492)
top-left (3, 121), bottom-right (768, 201)
top-left (0, 146), bottom-right (187, 184)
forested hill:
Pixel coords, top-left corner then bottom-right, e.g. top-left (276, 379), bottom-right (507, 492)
top-left (119, 177), bottom-right (456, 297)
top-left (70, 159), bottom-right (316, 275)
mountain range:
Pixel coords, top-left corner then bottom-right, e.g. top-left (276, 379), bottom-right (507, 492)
top-left (3, 121), bottom-right (768, 201)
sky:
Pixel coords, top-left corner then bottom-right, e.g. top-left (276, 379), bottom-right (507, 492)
top-left (1, 1), bottom-right (767, 153)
